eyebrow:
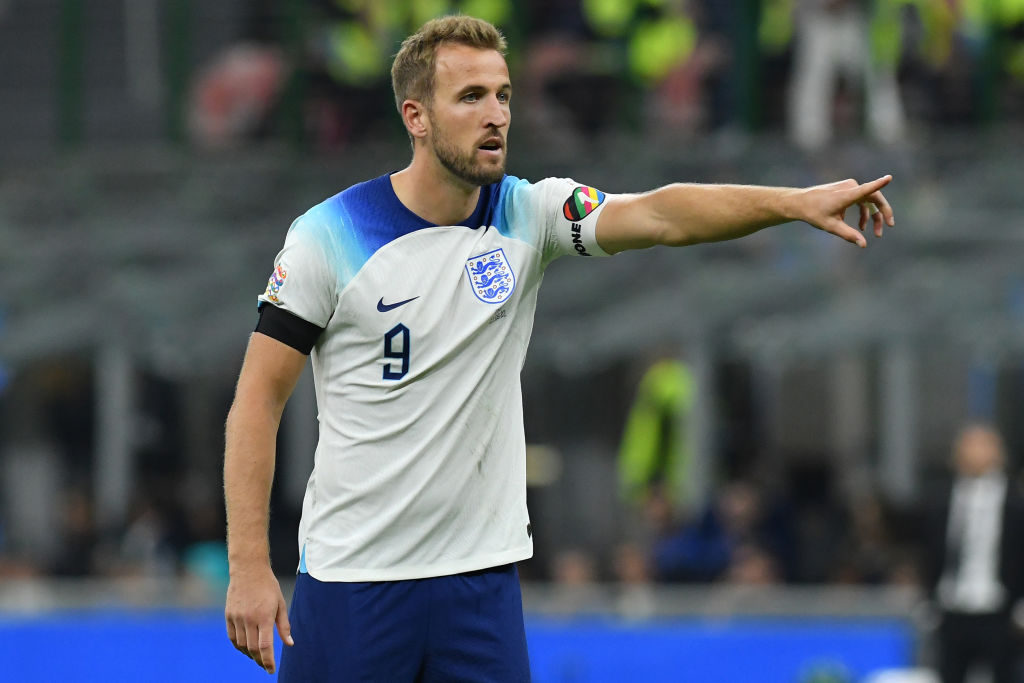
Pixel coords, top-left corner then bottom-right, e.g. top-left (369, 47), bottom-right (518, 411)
top-left (456, 83), bottom-right (512, 96)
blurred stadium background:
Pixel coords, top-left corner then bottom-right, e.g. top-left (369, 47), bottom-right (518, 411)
top-left (1, 0), bottom-right (1024, 681)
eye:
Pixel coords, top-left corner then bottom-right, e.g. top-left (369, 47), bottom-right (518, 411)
top-left (462, 92), bottom-right (479, 103)
top-left (497, 91), bottom-right (510, 103)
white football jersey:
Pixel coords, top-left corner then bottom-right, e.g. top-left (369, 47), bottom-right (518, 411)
top-left (258, 173), bottom-right (611, 581)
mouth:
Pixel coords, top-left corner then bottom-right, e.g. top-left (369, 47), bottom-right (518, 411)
top-left (477, 137), bottom-right (504, 154)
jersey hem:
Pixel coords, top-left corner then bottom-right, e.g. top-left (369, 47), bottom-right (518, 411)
top-left (303, 545), bottom-right (533, 582)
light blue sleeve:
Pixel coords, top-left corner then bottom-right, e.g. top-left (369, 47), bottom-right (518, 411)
top-left (499, 176), bottom-right (613, 266)
top-left (257, 208), bottom-right (339, 328)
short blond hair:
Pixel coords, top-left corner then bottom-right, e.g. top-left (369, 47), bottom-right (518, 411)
top-left (391, 15), bottom-right (507, 113)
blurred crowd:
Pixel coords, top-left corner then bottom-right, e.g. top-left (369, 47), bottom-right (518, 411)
top-left (546, 474), bottom-right (919, 592)
top-left (0, 367), bottom-right (919, 593)
top-left (189, 0), bottom-right (1024, 152)
top-left (2, 5), bottom-right (1022, 680)
top-left (2, 0), bottom-right (1024, 606)
top-left (1, 358), bottom-right (1018, 597)
top-left (0, 324), bottom-right (1022, 677)
top-left (0, 363), bottom-right (232, 600)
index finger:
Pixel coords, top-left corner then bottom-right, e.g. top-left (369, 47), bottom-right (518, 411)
top-left (258, 622), bottom-right (277, 674)
top-left (845, 174), bottom-right (890, 200)
top-left (849, 174), bottom-right (893, 209)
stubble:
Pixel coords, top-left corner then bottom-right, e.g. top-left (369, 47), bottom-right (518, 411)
top-left (430, 122), bottom-right (506, 187)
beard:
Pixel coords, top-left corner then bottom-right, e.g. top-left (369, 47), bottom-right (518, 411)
top-left (430, 122), bottom-right (506, 187)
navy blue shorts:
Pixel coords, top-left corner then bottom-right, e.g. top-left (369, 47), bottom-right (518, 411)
top-left (278, 564), bottom-right (530, 682)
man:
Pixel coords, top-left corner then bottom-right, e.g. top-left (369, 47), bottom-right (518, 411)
top-left (923, 424), bottom-right (1024, 683)
top-left (224, 15), bottom-right (894, 681)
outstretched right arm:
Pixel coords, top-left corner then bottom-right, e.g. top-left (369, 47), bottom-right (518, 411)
top-left (224, 331), bottom-right (307, 674)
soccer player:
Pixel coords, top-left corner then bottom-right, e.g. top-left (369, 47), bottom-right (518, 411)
top-left (223, 15), bottom-right (895, 681)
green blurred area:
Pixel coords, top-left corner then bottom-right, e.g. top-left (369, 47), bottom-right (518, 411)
top-left (19, 0), bottom-right (1024, 154)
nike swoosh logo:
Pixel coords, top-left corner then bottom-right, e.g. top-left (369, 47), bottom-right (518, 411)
top-left (377, 296), bottom-right (419, 312)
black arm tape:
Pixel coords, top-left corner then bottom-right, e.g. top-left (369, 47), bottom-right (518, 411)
top-left (255, 304), bottom-right (324, 355)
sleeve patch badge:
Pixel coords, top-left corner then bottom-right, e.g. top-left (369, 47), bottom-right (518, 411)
top-left (264, 265), bottom-right (287, 303)
top-left (562, 185), bottom-right (606, 221)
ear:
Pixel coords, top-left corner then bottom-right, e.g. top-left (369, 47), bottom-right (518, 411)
top-left (401, 99), bottom-right (429, 142)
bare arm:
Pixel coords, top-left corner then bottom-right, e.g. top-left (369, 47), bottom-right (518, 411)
top-left (224, 331), bottom-right (307, 675)
top-left (595, 176), bottom-right (894, 254)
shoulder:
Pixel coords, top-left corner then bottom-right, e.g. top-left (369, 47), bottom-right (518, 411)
top-left (502, 176), bottom-right (608, 216)
top-left (498, 175), bottom-right (574, 197)
top-left (334, 174), bottom-right (394, 210)
top-left (307, 174), bottom-right (393, 228)
top-left (495, 175), bottom-right (582, 216)
top-left (287, 174), bottom-right (396, 244)
top-left (488, 175), bottom-right (544, 239)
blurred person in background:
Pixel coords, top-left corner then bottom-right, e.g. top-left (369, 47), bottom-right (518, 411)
top-left (580, 0), bottom-right (722, 135)
top-left (612, 541), bottom-right (657, 618)
top-left (223, 13), bottom-right (896, 680)
top-left (724, 542), bottom-right (781, 585)
top-left (788, 0), bottom-right (906, 151)
top-left (786, 457), bottom-right (851, 583)
top-left (922, 423), bottom-right (1024, 683)
top-left (831, 493), bottom-right (915, 586)
top-left (180, 491), bottom-right (230, 601)
top-left (647, 479), bottom-right (791, 583)
top-left (519, 0), bottom-right (617, 139)
top-left (618, 356), bottom-right (694, 511)
top-left (523, 0), bottom-right (724, 140)
top-left (547, 547), bottom-right (603, 613)
top-left (305, 0), bottom-right (515, 149)
top-left (188, 44), bottom-right (285, 149)
top-left (113, 496), bottom-right (176, 578)
top-left (302, 0), bottom-right (403, 149)
top-left (50, 486), bottom-right (98, 577)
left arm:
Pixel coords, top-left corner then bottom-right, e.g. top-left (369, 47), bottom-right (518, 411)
top-left (595, 176), bottom-right (894, 254)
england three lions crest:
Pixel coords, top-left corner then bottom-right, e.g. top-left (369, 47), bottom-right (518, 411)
top-left (465, 248), bottom-right (516, 304)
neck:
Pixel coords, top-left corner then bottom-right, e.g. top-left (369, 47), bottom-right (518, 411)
top-left (391, 149), bottom-right (482, 226)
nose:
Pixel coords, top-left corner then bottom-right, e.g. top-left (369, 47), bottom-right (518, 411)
top-left (483, 94), bottom-right (510, 130)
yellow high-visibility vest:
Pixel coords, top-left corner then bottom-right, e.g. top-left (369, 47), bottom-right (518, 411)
top-left (582, 0), bottom-right (698, 84)
top-left (618, 359), bottom-right (694, 506)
